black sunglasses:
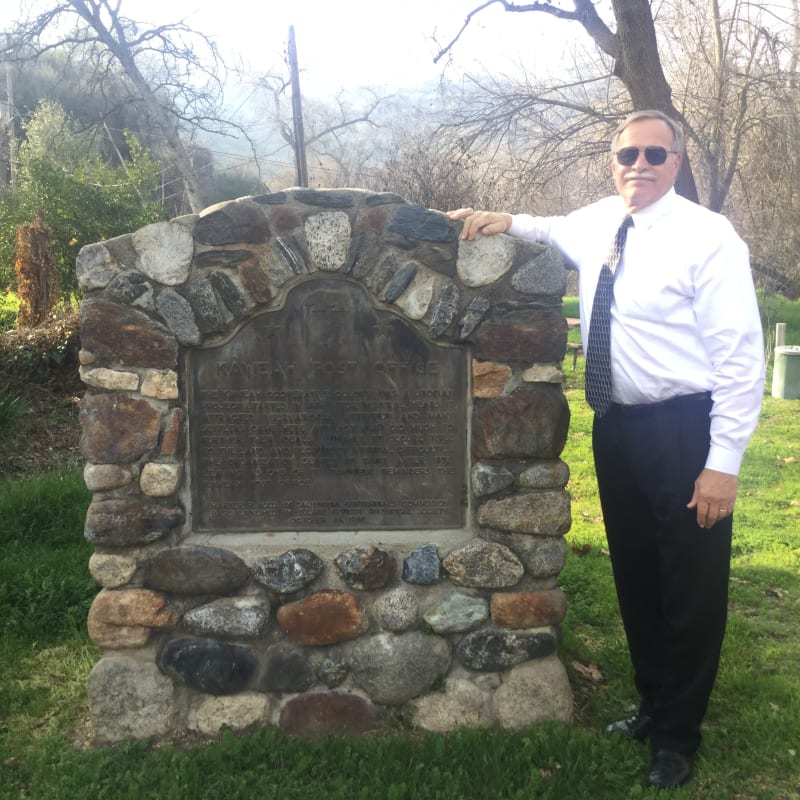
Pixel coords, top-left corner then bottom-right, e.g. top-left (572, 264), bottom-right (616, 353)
top-left (614, 146), bottom-right (678, 166)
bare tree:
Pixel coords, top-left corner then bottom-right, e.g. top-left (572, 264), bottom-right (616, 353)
top-left (434, 0), bottom-right (698, 201)
top-left (6, 0), bottom-right (246, 213)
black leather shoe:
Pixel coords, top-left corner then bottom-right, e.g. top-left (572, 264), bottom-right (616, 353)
top-left (604, 711), bottom-right (653, 740)
top-left (646, 749), bottom-right (693, 789)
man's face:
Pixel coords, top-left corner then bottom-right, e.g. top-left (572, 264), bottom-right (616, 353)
top-left (612, 118), bottom-right (682, 212)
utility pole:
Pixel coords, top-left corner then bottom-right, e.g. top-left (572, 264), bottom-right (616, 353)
top-left (2, 33), bottom-right (16, 192)
top-left (288, 26), bottom-right (308, 188)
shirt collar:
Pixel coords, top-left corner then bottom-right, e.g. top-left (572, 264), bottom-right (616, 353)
top-left (629, 188), bottom-right (678, 229)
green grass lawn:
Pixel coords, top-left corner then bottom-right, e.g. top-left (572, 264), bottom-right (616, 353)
top-left (1, 299), bottom-right (799, 799)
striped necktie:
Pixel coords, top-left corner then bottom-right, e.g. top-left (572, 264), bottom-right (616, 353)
top-left (585, 215), bottom-right (633, 416)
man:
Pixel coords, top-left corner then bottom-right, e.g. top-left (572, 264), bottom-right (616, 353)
top-left (450, 110), bottom-right (765, 789)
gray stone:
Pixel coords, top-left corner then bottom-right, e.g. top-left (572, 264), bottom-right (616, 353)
top-left (84, 498), bottom-right (178, 548)
top-left (195, 199), bottom-right (269, 245)
top-left (477, 491), bottom-right (571, 536)
top-left (106, 270), bottom-right (154, 308)
top-left (293, 188), bottom-right (357, 208)
top-left (351, 632), bottom-right (451, 705)
top-left (396, 270), bottom-right (435, 319)
top-left (158, 637), bottom-right (257, 695)
top-left (456, 629), bottom-right (557, 672)
top-left (260, 642), bottom-right (316, 693)
top-left (88, 657), bottom-right (175, 743)
top-left (455, 296), bottom-right (490, 341)
top-left (443, 540), bottom-right (524, 588)
top-left (412, 678), bottom-right (494, 732)
top-left (83, 464), bottom-right (135, 492)
top-left (184, 279), bottom-right (226, 334)
top-left (518, 460), bottom-right (570, 489)
top-left (182, 596), bottom-right (270, 639)
top-left (76, 242), bottom-right (118, 291)
top-left (305, 211), bottom-right (351, 270)
top-left (471, 463), bottom-right (515, 497)
top-left (482, 530), bottom-right (568, 579)
top-left (194, 249), bottom-right (254, 268)
top-left (313, 648), bottom-right (349, 688)
top-left (374, 587), bottom-right (419, 632)
top-left (423, 593), bottom-right (489, 634)
top-left (155, 288), bottom-right (201, 346)
top-left (387, 206), bottom-right (457, 242)
top-left (511, 247), bottom-right (567, 298)
top-left (142, 546), bottom-right (250, 595)
top-left (382, 262), bottom-right (418, 302)
top-left (274, 237), bottom-right (307, 274)
top-left (492, 656), bottom-right (573, 727)
top-left (209, 270), bottom-right (248, 318)
top-left (402, 544), bottom-right (441, 585)
top-left (428, 282), bottom-right (459, 338)
top-left (254, 548), bottom-right (324, 594)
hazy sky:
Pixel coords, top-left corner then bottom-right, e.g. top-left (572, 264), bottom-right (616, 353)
top-left (4, 0), bottom-right (582, 97)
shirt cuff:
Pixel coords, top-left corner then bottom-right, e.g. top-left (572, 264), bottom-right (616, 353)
top-left (705, 444), bottom-right (744, 476)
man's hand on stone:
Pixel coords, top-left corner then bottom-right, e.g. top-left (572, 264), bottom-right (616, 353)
top-left (448, 209), bottom-right (512, 241)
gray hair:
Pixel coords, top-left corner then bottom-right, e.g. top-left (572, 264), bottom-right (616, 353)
top-left (611, 110), bottom-right (685, 155)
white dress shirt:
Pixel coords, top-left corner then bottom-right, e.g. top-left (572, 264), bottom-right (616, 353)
top-left (508, 189), bottom-right (766, 476)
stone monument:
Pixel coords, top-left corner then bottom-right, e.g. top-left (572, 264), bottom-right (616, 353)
top-left (78, 189), bottom-right (573, 743)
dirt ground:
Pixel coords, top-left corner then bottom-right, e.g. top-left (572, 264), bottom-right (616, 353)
top-left (0, 312), bottom-right (83, 480)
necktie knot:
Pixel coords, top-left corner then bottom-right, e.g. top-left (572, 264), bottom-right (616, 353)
top-left (585, 215), bottom-right (633, 416)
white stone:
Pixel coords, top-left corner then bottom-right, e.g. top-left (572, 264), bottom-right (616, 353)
top-left (79, 366), bottom-right (139, 392)
top-left (522, 364), bottom-right (566, 384)
top-left (88, 657), bottom-right (175, 743)
top-left (187, 692), bottom-right (271, 736)
top-left (396, 271), bottom-right (436, 320)
top-left (412, 678), bottom-right (494, 732)
top-left (140, 463), bottom-right (182, 496)
top-left (132, 221), bottom-right (194, 285)
top-left (492, 655), bottom-right (574, 728)
top-left (305, 212), bottom-right (351, 270)
top-left (89, 553), bottom-right (138, 588)
top-left (141, 369), bottom-right (179, 399)
top-left (456, 235), bottom-right (515, 287)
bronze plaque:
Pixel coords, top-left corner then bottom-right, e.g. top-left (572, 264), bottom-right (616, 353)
top-left (188, 279), bottom-right (467, 531)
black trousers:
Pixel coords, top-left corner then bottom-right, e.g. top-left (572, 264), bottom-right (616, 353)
top-left (592, 393), bottom-right (732, 755)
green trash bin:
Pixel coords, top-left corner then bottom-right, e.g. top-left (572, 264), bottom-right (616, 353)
top-left (771, 345), bottom-right (800, 399)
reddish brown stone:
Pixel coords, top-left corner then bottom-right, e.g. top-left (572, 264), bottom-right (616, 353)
top-left (490, 589), bottom-right (567, 629)
top-left (279, 692), bottom-right (382, 736)
top-left (276, 590), bottom-right (367, 645)
top-left (80, 393), bottom-right (161, 463)
top-left (472, 360), bottom-right (513, 398)
top-left (266, 207), bottom-right (301, 236)
top-left (471, 308), bottom-right (567, 363)
top-left (87, 616), bottom-right (151, 648)
top-left (81, 299), bottom-right (178, 368)
top-left (472, 385), bottom-right (570, 459)
top-left (160, 407), bottom-right (184, 456)
top-left (238, 258), bottom-right (273, 305)
top-left (89, 588), bottom-right (178, 629)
